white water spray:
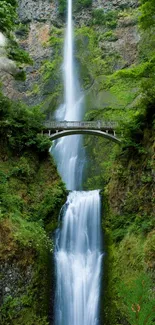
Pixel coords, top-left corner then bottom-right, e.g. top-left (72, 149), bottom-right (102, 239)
top-left (55, 191), bottom-right (102, 325)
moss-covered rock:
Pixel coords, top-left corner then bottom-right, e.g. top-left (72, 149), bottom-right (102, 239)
top-left (0, 94), bottom-right (66, 324)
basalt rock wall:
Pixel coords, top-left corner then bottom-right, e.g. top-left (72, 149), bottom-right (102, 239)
top-left (2, 0), bottom-right (139, 115)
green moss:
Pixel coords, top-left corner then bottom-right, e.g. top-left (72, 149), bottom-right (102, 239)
top-left (74, 26), bottom-right (122, 92)
top-left (0, 93), bottom-right (66, 324)
top-left (75, 0), bottom-right (92, 10)
top-left (91, 9), bottom-right (118, 28)
top-left (99, 31), bottom-right (118, 42)
top-left (38, 27), bottom-right (64, 114)
top-left (101, 189), bottom-right (155, 324)
top-left (83, 4), bottom-right (155, 323)
top-left (139, 0), bottom-right (155, 29)
top-left (58, 0), bottom-right (67, 16)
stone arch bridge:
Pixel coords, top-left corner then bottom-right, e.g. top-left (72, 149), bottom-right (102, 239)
top-left (43, 121), bottom-right (121, 143)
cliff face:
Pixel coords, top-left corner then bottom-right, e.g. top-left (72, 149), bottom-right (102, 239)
top-left (2, 0), bottom-right (56, 106)
top-left (2, 0), bottom-right (139, 114)
top-left (18, 0), bottom-right (57, 22)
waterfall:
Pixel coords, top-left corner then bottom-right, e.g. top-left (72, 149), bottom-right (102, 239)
top-left (55, 191), bottom-right (102, 325)
top-left (51, 0), bottom-right (84, 190)
top-left (52, 0), bottom-right (103, 324)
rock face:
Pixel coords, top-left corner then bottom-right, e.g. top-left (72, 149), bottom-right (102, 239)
top-left (15, 22), bottom-right (52, 106)
top-left (2, 0), bottom-right (140, 112)
top-left (0, 263), bottom-right (33, 305)
top-left (2, 0), bottom-right (59, 105)
top-left (2, 21), bottom-right (51, 105)
top-left (18, 0), bottom-right (57, 23)
top-left (92, 0), bottom-right (138, 10)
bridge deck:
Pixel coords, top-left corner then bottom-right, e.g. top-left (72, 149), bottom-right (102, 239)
top-left (44, 120), bottom-right (117, 131)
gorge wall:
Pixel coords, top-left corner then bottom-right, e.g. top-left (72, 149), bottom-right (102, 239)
top-left (2, 0), bottom-right (139, 112)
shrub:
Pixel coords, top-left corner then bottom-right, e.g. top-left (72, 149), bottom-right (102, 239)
top-left (0, 93), bottom-right (51, 154)
top-left (76, 0), bottom-right (92, 9)
top-left (0, 0), bottom-right (17, 33)
top-left (140, 0), bottom-right (155, 29)
top-left (58, 0), bottom-right (67, 15)
top-left (92, 9), bottom-right (118, 28)
top-left (118, 273), bottom-right (155, 325)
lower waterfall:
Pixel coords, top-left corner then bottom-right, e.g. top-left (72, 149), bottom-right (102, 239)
top-left (55, 190), bottom-right (103, 325)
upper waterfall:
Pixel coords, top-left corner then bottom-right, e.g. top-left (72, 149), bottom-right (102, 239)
top-left (64, 0), bottom-right (75, 120)
top-left (51, 0), bottom-right (84, 190)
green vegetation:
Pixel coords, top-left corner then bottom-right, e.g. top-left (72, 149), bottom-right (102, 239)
top-left (75, 0), bottom-right (92, 10)
top-left (0, 93), bottom-right (51, 154)
top-left (58, 0), bottom-right (67, 16)
top-left (0, 0), bottom-right (155, 325)
top-left (99, 31), bottom-right (118, 42)
top-left (75, 26), bottom-right (122, 90)
top-left (92, 9), bottom-right (118, 28)
top-left (39, 26), bottom-right (64, 114)
top-left (0, 0), bottom-right (17, 34)
top-left (139, 0), bottom-right (155, 29)
top-left (0, 93), bottom-right (66, 324)
top-left (82, 2), bottom-right (155, 325)
top-left (0, 0), bottom-right (32, 80)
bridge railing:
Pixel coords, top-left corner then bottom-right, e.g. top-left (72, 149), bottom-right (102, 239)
top-left (43, 120), bottom-right (118, 131)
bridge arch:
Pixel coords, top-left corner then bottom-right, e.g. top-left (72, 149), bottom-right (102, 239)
top-left (49, 129), bottom-right (121, 143)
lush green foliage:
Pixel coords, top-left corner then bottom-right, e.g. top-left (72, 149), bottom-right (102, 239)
top-left (118, 273), bottom-right (155, 325)
top-left (0, 0), bottom-right (32, 74)
top-left (8, 41), bottom-right (33, 65)
top-left (0, 93), bottom-right (51, 153)
top-left (140, 0), bottom-right (155, 29)
top-left (0, 91), bottom-right (66, 324)
top-left (75, 0), bottom-right (92, 10)
top-left (81, 3), bottom-right (155, 325)
top-left (58, 0), bottom-right (67, 15)
top-left (0, 0), bottom-right (17, 33)
top-left (39, 26), bottom-right (64, 114)
top-left (92, 9), bottom-right (118, 28)
top-left (0, 1), bottom-right (155, 325)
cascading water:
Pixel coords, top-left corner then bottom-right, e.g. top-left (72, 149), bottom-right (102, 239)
top-left (51, 0), bottom-right (84, 190)
top-left (52, 0), bottom-right (103, 324)
top-left (55, 191), bottom-right (102, 325)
